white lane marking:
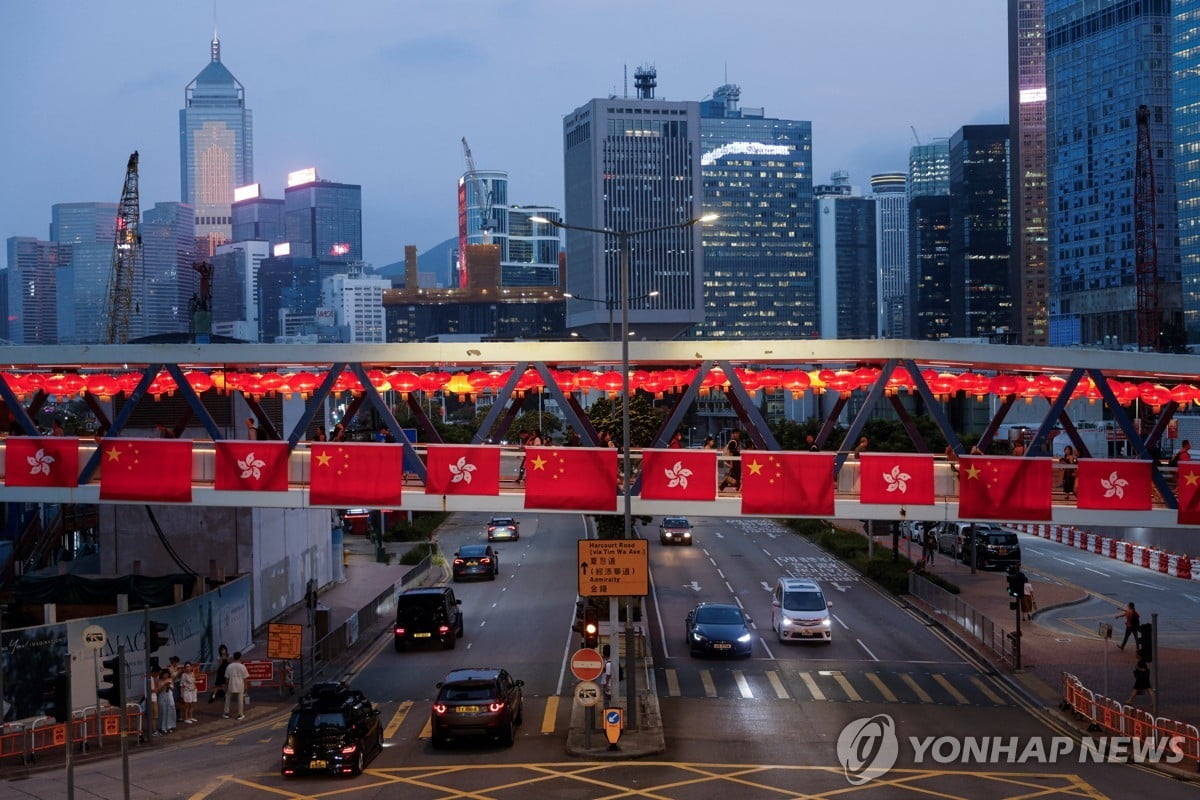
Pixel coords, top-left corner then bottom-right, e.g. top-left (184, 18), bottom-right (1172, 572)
top-left (700, 670), bottom-right (717, 698)
top-left (762, 549), bottom-right (772, 557)
top-left (1185, 594), bottom-right (1200, 604)
top-left (760, 581), bottom-right (772, 592)
top-left (767, 671), bottom-right (789, 699)
top-left (685, 581), bottom-right (702, 592)
top-left (734, 596), bottom-right (745, 610)
top-left (733, 670), bottom-right (753, 698)
top-left (714, 531), bottom-right (725, 539)
top-left (798, 671), bottom-right (825, 701)
top-left (649, 557), bottom-right (672, 661)
top-left (708, 557), bottom-right (718, 567)
top-left (866, 673), bottom-right (898, 703)
top-left (831, 582), bottom-right (849, 593)
top-left (717, 569), bottom-right (726, 579)
top-left (831, 613), bottom-right (849, 630)
top-left (760, 638), bottom-right (775, 660)
top-left (1084, 567), bottom-right (1110, 577)
top-left (479, 620), bottom-right (486, 627)
top-left (1122, 579), bottom-right (1164, 591)
top-left (664, 669), bottom-right (680, 696)
top-left (1054, 557), bottom-right (1076, 565)
top-left (856, 639), bottom-right (879, 661)
top-left (725, 581), bottom-right (735, 594)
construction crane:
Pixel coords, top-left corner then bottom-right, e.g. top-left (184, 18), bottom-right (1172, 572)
top-left (461, 137), bottom-right (494, 243)
top-left (1134, 105), bottom-right (1161, 352)
top-left (105, 151), bottom-right (141, 344)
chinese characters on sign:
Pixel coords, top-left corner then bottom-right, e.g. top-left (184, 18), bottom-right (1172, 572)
top-left (577, 539), bottom-right (648, 597)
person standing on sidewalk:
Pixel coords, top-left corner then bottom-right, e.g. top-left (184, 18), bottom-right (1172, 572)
top-left (179, 662), bottom-right (198, 724)
top-left (223, 651), bottom-right (250, 720)
top-left (1021, 577), bottom-right (1035, 620)
top-left (208, 644), bottom-right (230, 703)
top-left (1126, 658), bottom-right (1155, 705)
top-left (1115, 602), bottom-right (1141, 651)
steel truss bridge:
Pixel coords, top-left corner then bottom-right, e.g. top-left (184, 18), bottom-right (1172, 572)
top-left (1, 339), bottom-right (1198, 528)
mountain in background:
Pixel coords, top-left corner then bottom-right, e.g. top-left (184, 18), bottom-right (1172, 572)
top-left (377, 236), bottom-right (456, 287)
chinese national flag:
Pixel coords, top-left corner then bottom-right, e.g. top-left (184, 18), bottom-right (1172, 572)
top-left (309, 443), bottom-right (403, 507)
top-left (959, 456), bottom-right (1052, 521)
top-left (425, 445), bottom-right (501, 496)
top-left (5, 437), bottom-right (79, 488)
top-left (741, 452), bottom-right (835, 516)
top-left (640, 449), bottom-right (717, 501)
top-left (215, 441), bottom-right (291, 492)
top-left (523, 446), bottom-right (617, 511)
top-left (1177, 464), bottom-right (1200, 524)
top-left (1075, 459), bottom-right (1152, 510)
top-left (100, 438), bottom-right (193, 502)
top-left (859, 453), bottom-right (935, 505)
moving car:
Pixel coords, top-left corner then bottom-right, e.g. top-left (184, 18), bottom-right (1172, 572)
top-left (281, 682), bottom-right (383, 778)
top-left (685, 602), bottom-right (754, 658)
top-left (770, 577), bottom-right (833, 643)
top-left (487, 516), bottom-right (520, 541)
top-left (394, 587), bottom-right (464, 651)
top-left (431, 668), bottom-right (524, 748)
top-left (659, 516), bottom-right (694, 545)
top-left (958, 527), bottom-right (1021, 570)
top-left (453, 544), bottom-right (499, 581)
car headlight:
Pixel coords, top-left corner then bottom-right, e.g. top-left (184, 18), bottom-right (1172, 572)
top-left (691, 631), bottom-right (707, 642)
top-left (781, 616), bottom-right (794, 627)
top-left (737, 633), bottom-right (752, 643)
top-left (820, 618), bottom-right (831, 628)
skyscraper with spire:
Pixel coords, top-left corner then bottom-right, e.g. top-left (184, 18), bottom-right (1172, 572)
top-left (180, 32), bottom-right (253, 258)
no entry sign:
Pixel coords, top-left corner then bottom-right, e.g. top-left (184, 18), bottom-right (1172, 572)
top-left (570, 647), bottom-right (604, 681)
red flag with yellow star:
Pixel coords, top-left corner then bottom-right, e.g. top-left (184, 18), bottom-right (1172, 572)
top-left (523, 446), bottom-right (617, 511)
top-left (740, 452), bottom-right (835, 516)
top-left (1176, 463), bottom-right (1200, 524)
top-left (958, 455), bottom-right (1052, 521)
top-left (100, 438), bottom-right (193, 502)
top-left (309, 443), bottom-right (403, 506)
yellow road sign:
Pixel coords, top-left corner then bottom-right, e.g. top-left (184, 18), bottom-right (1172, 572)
top-left (578, 539), bottom-right (648, 597)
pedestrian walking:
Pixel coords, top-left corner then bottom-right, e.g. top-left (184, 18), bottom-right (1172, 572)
top-left (179, 662), bottom-right (198, 724)
top-left (600, 644), bottom-right (613, 704)
top-left (851, 436), bottom-right (869, 459)
top-left (222, 651), bottom-right (250, 721)
top-left (923, 527), bottom-right (937, 566)
top-left (1126, 658), bottom-right (1155, 705)
top-left (1115, 602), bottom-right (1141, 651)
top-left (669, 432), bottom-right (683, 449)
top-left (703, 435), bottom-right (716, 450)
top-left (1021, 577), bottom-right (1036, 620)
top-left (244, 417), bottom-right (259, 440)
top-left (208, 644), bottom-right (230, 703)
top-left (1060, 445), bottom-right (1078, 499)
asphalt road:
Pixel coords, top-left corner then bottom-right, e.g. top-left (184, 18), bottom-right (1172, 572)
top-left (6, 513), bottom-right (1198, 799)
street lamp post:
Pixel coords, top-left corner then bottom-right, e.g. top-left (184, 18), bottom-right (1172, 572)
top-left (563, 290), bottom-right (659, 342)
top-left (533, 213), bottom-right (715, 731)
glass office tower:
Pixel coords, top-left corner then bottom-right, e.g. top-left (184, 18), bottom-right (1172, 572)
top-left (5, 237), bottom-right (69, 344)
top-left (908, 142), bottom-right (952, 341)
top-left (51, 202), bottom-right (117, 344)
top-left (815, 174), bottom-right (877, 340)
top-left (695, 83), bottom-right (815, 339)
top-left (140, 202), bottom-right (198, 339)
top-left (1175, 2), bottom-right (1200, 343)
top-left (284, 175), bottom-right (362, 265)
top-left (180, 35), bottom-right (254, 258)
top-left (871, 173), bottom-right (909, 339)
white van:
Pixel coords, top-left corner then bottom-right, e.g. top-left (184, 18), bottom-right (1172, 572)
top-left (771, 578), bottom-right (833, 644)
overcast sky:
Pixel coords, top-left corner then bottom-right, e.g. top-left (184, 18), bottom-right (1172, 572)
top-left (1, 1), bottom-right (1008, 267)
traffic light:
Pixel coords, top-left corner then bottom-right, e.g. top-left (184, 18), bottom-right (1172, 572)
top-left (1006, 570), bottom-right (1026, 598)
top-left (148, 620), bottom-right (169, 654)
top-left (582, 606), bottom-right (599, 649)
top-left (1139, 622), bottom-right (1154, 662)
top-left (97, 653), bottom-right (123, 706)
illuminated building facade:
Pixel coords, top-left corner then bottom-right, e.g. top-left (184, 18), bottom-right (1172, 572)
top-left (323, 269), bottom-right (390, 343)
top-left (457, 169), bottom-right (561, 288)
top-left (180, 35), bottom-right (253, 258)
top-left (815, 173), bottom-right (877, 340)
top-left (283, 170), bottom-right (362, 265)
top-left (212, 239), bottom-right (270, 342)
top-left (694, 83), bottom-right (815, 339)
top-left (871, 173), bottom-right (909, 338)
top-left (4, 236), bottom-right (69, 344)
top-left (1009, 0), bottom-right (1050, 345)
top-left (1176, 1), bottom-right (1200, 343)
top-left (231, 184), bottom-right (284, 245)
top-left (908, 142), bottom-right (952, 340)
top-left (139, 202), bottom-right (198, 339)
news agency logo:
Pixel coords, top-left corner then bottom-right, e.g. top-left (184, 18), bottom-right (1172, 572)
top-left (836, 714), bottom-right (1187, 785)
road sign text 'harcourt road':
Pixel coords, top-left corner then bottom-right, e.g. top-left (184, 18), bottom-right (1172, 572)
top-left (578, 539), bottom-right (648, 597)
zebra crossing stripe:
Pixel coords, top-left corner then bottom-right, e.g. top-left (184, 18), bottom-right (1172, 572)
top-left (900, 674), bottom-right (934, 703)
top-left (732, 670), bottom-right (753, 698)
top-left (932, 674), bottom-right (970, 705)
top-left (798, 671), bottom-right (825, 701)
top-left (541, 696), bottom-right (559, 734)
top-left (865, 672), bottom-right (898, 703)
top-left (766, 671), bottom-right (789, 699)
top-left (664, 668), bottom-right (681, 697)
top-left (969, 676), bottom-right (1006, 706)
top-left (832, 673), bottom-right (862, 702)
top-left (700, 670), bottom-right (718, 698)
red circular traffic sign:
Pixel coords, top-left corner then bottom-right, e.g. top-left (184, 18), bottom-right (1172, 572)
top-left (570, 647), bottom-right (604, 681)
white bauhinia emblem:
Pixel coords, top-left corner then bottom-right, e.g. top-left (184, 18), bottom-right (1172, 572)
top-left (449, 456), bottom-right (476, 485)
top-left (26, 448), bottom-right (55, 477)
top-left (881, 465), bottom-right (912, 494)
top-left (237, 451), bottom-right (268, 481)
top-left (664, 460), bottom-right (693, 490)
top-left (1101, 470), bottom-right (1128, 499)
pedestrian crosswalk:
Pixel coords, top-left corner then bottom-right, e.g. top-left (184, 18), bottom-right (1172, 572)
top-left (654, 666), bottom-right (1012, 706)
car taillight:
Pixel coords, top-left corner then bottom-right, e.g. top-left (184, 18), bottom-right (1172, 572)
top-left (394, 626), bottom-right (405, 636)
top-left (488, 701), bottom-right (505, 713)
top-left (282, 745), bottom-right (295, 755)
top-left (438, 624), bottom-right (450, 635)
top-left (480, 557), bottom-right (491, 565)
top-left (433, 703), bottom-right (447, 714)
top-left (453, 558), bottom-right (465, 565)
top-left (341, 744), bottom-right (357, 754)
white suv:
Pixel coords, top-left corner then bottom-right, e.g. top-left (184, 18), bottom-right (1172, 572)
top-left (771, 578), bottom-right (833, 644)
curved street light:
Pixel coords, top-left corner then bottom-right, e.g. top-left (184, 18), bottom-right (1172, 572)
top-left (563, 290), bottom-right (659, 342)
top-left (531, 212), bottom-right (716, 730)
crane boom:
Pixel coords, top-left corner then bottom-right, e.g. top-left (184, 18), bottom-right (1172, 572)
top-left (105, 151), bottom-right (141, 344)
top-left (461, 137), bottom-right (494, 237)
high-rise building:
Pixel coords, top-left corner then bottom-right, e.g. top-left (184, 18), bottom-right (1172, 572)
top-left (231, 183), bottom-right (284, 245)
top-left (1175, 2), bottom-right (1200, 343)
top-left (139, 202), bottom-right (197, 339)
top-left (1008, 0), bottom-right (1050, 346)
top-left (1046, 0), bottom-right (1182, 348)
top-left (695, 83), bottom-right (815, 339)
top-left (212, 239), bottom-right (269, 341)
top-left (457, 169), bottom-right (562, 288)
top-left (283, 169), bottom-right (362, 264)
top-left (5, 237), bottom-right (70, 344)
top-left (505, 206), bottom-right (562, 287)
top-left (256, 250), bottom-right (322, 343)
top-left (323, 268), bottom-right (390, 343)
top-left (561, 67), bottom-right (704, 340)
top-left (908, 142), bottom-right (951, 199)
top-left (51, 202), bottom-right (117, 345)
top-left (815, 173), bottom-right (877, 339)
top-left (949, 125), bottom-right (1013, 339)
top-left (908, 142), bottom-right (952, 340)
top-left (459, 169), bottom-right (508, 289)
top-left (180, 34), bottom-right (254, 258)
top-left (871, 173), bottom-right (909, 338)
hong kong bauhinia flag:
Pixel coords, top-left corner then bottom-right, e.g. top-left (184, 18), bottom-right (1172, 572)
top-left (425, 445), bottom-right (501, 496)
top-left (640, 449), bottom-right (717, 501)
top-left (958, 455), bottom-right (1052, 521)
top-left (100, 438), bottom-right (193, 502)
top-left (523, 446), bottom-right (617, 511)
top-left (1075, 458), bottom-right (1152, 510)
top-left (310, 443), bottom-right (404, 507)
top-left (5, 437), bottom-right (79, 488)
top-left (215, 441), bottom-right (291, 492)
top-left (858, 453), bottom-right (935, 505)
top-left (1176, 464), bottom-right (1200, 524)
top-left (741, 452), bottom-right (835, 516)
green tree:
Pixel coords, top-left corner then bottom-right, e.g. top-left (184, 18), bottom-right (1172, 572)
top-left (585, 394), bottom-right (662, 447)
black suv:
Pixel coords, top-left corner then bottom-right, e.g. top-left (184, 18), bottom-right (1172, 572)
top-left (280, 682), bottom-right (382, 777)
top-left (394, 587), bottom-right (464, 651)
top-left (959, 528), bottom-right (1022, 570)
top-left (431, 668), bottom-right (524, 748)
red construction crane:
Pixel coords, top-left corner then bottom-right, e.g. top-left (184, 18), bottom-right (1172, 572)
top-left (105, 151), bottom-right (141, 344)
top-left (1134, 105), bottom-right (1161, 352)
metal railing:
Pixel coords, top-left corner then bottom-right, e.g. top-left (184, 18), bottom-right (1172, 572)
top-left (909, 572), bottom-right (1016, 667)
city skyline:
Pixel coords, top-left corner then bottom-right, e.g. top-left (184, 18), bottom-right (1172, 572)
top-left (1, 1), bottom-right (1008, 268)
